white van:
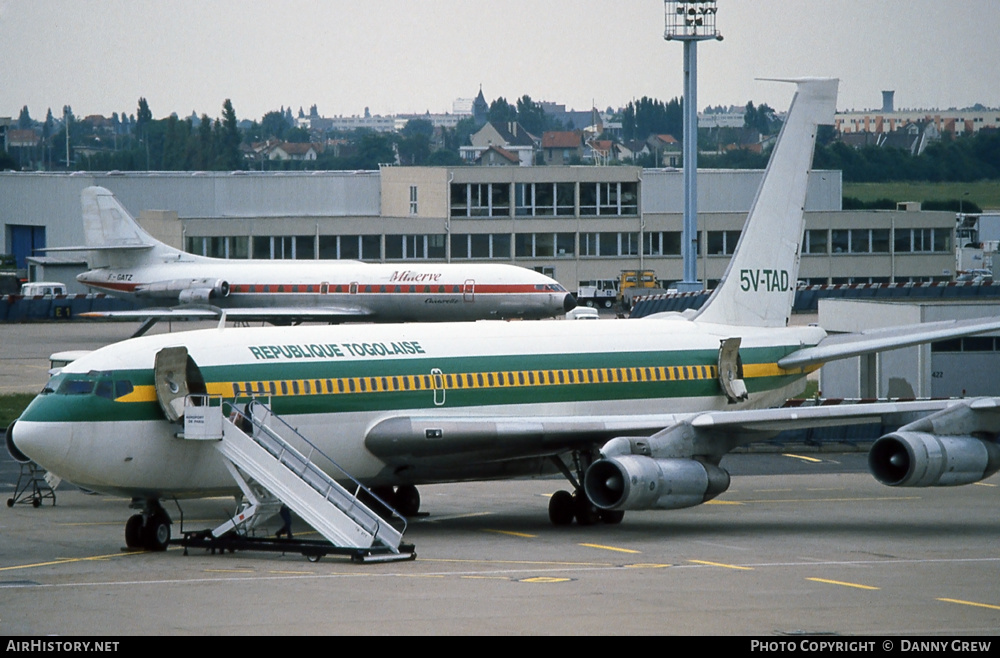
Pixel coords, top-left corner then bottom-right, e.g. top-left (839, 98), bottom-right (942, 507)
top-left (566, 307), bottom-right (600, 320)
top-left (20, 282), bottom-right (67, 296)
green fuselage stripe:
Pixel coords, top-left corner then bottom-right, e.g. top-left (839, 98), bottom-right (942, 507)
top-left (23, 346), bottom-right (808, 423)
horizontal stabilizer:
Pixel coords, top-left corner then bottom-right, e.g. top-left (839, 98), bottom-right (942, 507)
top-left (778, 316), bottom-right (1000, 369)
top-left (39, 244), bottom-right (153, 253)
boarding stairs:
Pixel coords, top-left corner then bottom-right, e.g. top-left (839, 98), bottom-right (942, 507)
top-left (181, 396), bottom-right (410, 561)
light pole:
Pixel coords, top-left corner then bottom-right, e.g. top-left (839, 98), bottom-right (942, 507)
top-left (664, 1), bottom-right (722, 291)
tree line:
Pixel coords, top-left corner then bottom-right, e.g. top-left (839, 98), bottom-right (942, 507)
top-left (6, 94), bottom-right (999, 183)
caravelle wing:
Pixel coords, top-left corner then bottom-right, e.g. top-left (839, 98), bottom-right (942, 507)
top-left (80, 305), bottom-right (374, 324)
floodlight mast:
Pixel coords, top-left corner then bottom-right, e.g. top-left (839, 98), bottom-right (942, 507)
top-left (664, 1), bottom-right (722, 292)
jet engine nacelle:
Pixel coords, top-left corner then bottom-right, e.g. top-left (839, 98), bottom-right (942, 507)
top-left (136, 278), bottom-right (230, 302)
top-left (583, 455), bottom-right (731, 511)
top-left (868, 431), bottom-right (1000, 487)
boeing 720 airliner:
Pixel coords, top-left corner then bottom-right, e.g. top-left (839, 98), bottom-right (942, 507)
top-left (10, 79), bottom-right (1000, 553)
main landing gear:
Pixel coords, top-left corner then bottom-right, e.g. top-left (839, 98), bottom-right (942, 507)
top-left (368, 484), bottom-right (421, 518)
top-left (548, 452), bottom-right (624, 527)
top-left (124, 499), bottom-right (172, 551)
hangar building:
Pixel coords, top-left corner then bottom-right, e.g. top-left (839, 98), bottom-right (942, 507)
top-left (1, 167), bottom-right (956, 293)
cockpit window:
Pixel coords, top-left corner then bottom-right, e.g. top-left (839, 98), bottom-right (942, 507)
top-left (115, 380), bottom-right (134, 398)
top-left (57, 378), bottom-right (95, 395)
top-left (95, 379), bottom-right (114, 400)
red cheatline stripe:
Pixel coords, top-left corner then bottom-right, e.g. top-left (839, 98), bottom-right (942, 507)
top-left (227, 283), bottom-right (553, 294)
top-left (83, 281), bottom-right (140, 292)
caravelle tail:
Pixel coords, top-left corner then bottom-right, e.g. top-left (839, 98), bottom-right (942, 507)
top-left (80, 186), bottom-right (184, 268)
top-left (81, 186), bottom-right (162, 250)
top-left (693, 78), bottom-right (838, 328)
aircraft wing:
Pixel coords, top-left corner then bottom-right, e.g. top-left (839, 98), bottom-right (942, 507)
top-left (778, 316), bottom-right (1000, 369)
top-left (80, 306), bottom-right (373, 321)
top-left (364, 398), bottom-right (959, 466)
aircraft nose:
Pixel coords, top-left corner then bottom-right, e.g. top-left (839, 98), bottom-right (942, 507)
top-left (5, 421), bottom-right (31, 464)
top-left (563, 293), bottom-right (577, 312)
top-left (8, 419), bottom-right (70, 473)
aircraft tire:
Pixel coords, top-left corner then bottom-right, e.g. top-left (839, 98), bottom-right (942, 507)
top-left (366, 487), bottom-right (396, 520)
top-left (125, 514), bottom-right (143, 548)
top-left (548, 490), bottom-right (574, 526)
top-left (600, 509), bottom-right (625, 524)
top-left (395, 485), bottom-right (420, 517)
top-left (573, 491), bottom-right (600, 526)
top-left (143, 512), bottom-right (171, 552)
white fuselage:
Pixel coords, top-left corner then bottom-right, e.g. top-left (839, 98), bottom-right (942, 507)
top-left (77, 256), bottom-right (574, 321)
top-left (12, 317), bottom-right (827, 498)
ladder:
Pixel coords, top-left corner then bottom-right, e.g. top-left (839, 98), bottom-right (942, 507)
top-left (182, 396), bottom-right (408, 556)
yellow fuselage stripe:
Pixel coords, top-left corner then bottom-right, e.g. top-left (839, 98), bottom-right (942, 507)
top-left (116, 361), bottom-right (815, 403)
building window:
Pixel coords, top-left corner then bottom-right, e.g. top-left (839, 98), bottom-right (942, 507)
top-left (515, 232), bottom-right (578, 258)
top-left (295, 236), bottom-right (315, 260)
top-left (535, 233), bottom-right (555, 258)
top-left (252, 236), bottom-right (301, 259)
top-left (644, 231), bottom-right (681, 256)
top-left (515, 233), bottom-right (534, 258)
top-left (556, 233), bottom-right (575, 257)
top-left (427, 234), bottom-right (446, 259)
top-left (579, 182), bottom-right (637, 216)
top-left (871, 229), bottom-right (890, 253)
top-left (318, 236), bottom-right (337, 259)
top-left (450, 183), bottom-right (510, 218)
top-left (894, 228), bottom-right (952, 253)
top-left (409, 185), bottom-right (418, 215)
top-left (828, 228), bottom-right (892, 254)
top-left (384, 235), bottom-right (446, 260)
top-left (555, 183), bottom-right (574, 215)
top-left (707, 230), bottom-right (741, 255)
top-left (802, 229), bottom-right (828, 254)
top-left (516, 183), bottom-right (554, 216)
top-left (831, 229), bottom-right (849, 254)
top-left (451, 233), bottom-right (511, 259)
top-left (388, 235), bottom-right (421, 259)
top-left (186, 236), bottom-right (249, 259)
top-left (329, 235), bottom-right (381, 261)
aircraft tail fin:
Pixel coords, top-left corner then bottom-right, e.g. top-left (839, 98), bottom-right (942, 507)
top-left (693, 78), bottom-right (838, 328)
top-left (81, 186), bottom-right (162, 251)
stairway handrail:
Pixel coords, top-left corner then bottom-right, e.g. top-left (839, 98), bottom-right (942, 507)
top-left (219, 397), bottom-right (407, 544)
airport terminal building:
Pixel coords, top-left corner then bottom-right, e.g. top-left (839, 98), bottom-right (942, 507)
top-left (1, 167), bottom-right (956, 293)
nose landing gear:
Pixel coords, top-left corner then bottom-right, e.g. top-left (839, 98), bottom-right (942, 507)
top-left (124, 500), bottom-right (172, 551)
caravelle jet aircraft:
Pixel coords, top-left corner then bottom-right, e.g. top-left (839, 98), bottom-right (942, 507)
top-left (10, 79), bottom-right (1000, 551)
top-left (58, 187), bottom-right (574, 334)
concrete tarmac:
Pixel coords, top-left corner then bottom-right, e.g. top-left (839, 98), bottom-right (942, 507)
top-left (1, 321), bottom-right (998, 635)
top-left (1, 458), bottom-right (998, 636)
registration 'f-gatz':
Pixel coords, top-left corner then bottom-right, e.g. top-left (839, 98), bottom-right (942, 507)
top-left (63, 188), bottom-right (574, 335)
top-left (10, 79), bottom-right (1000, 551)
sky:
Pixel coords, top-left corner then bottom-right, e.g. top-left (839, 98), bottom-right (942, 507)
top-left (2, 0), bottom-right (999, 124)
